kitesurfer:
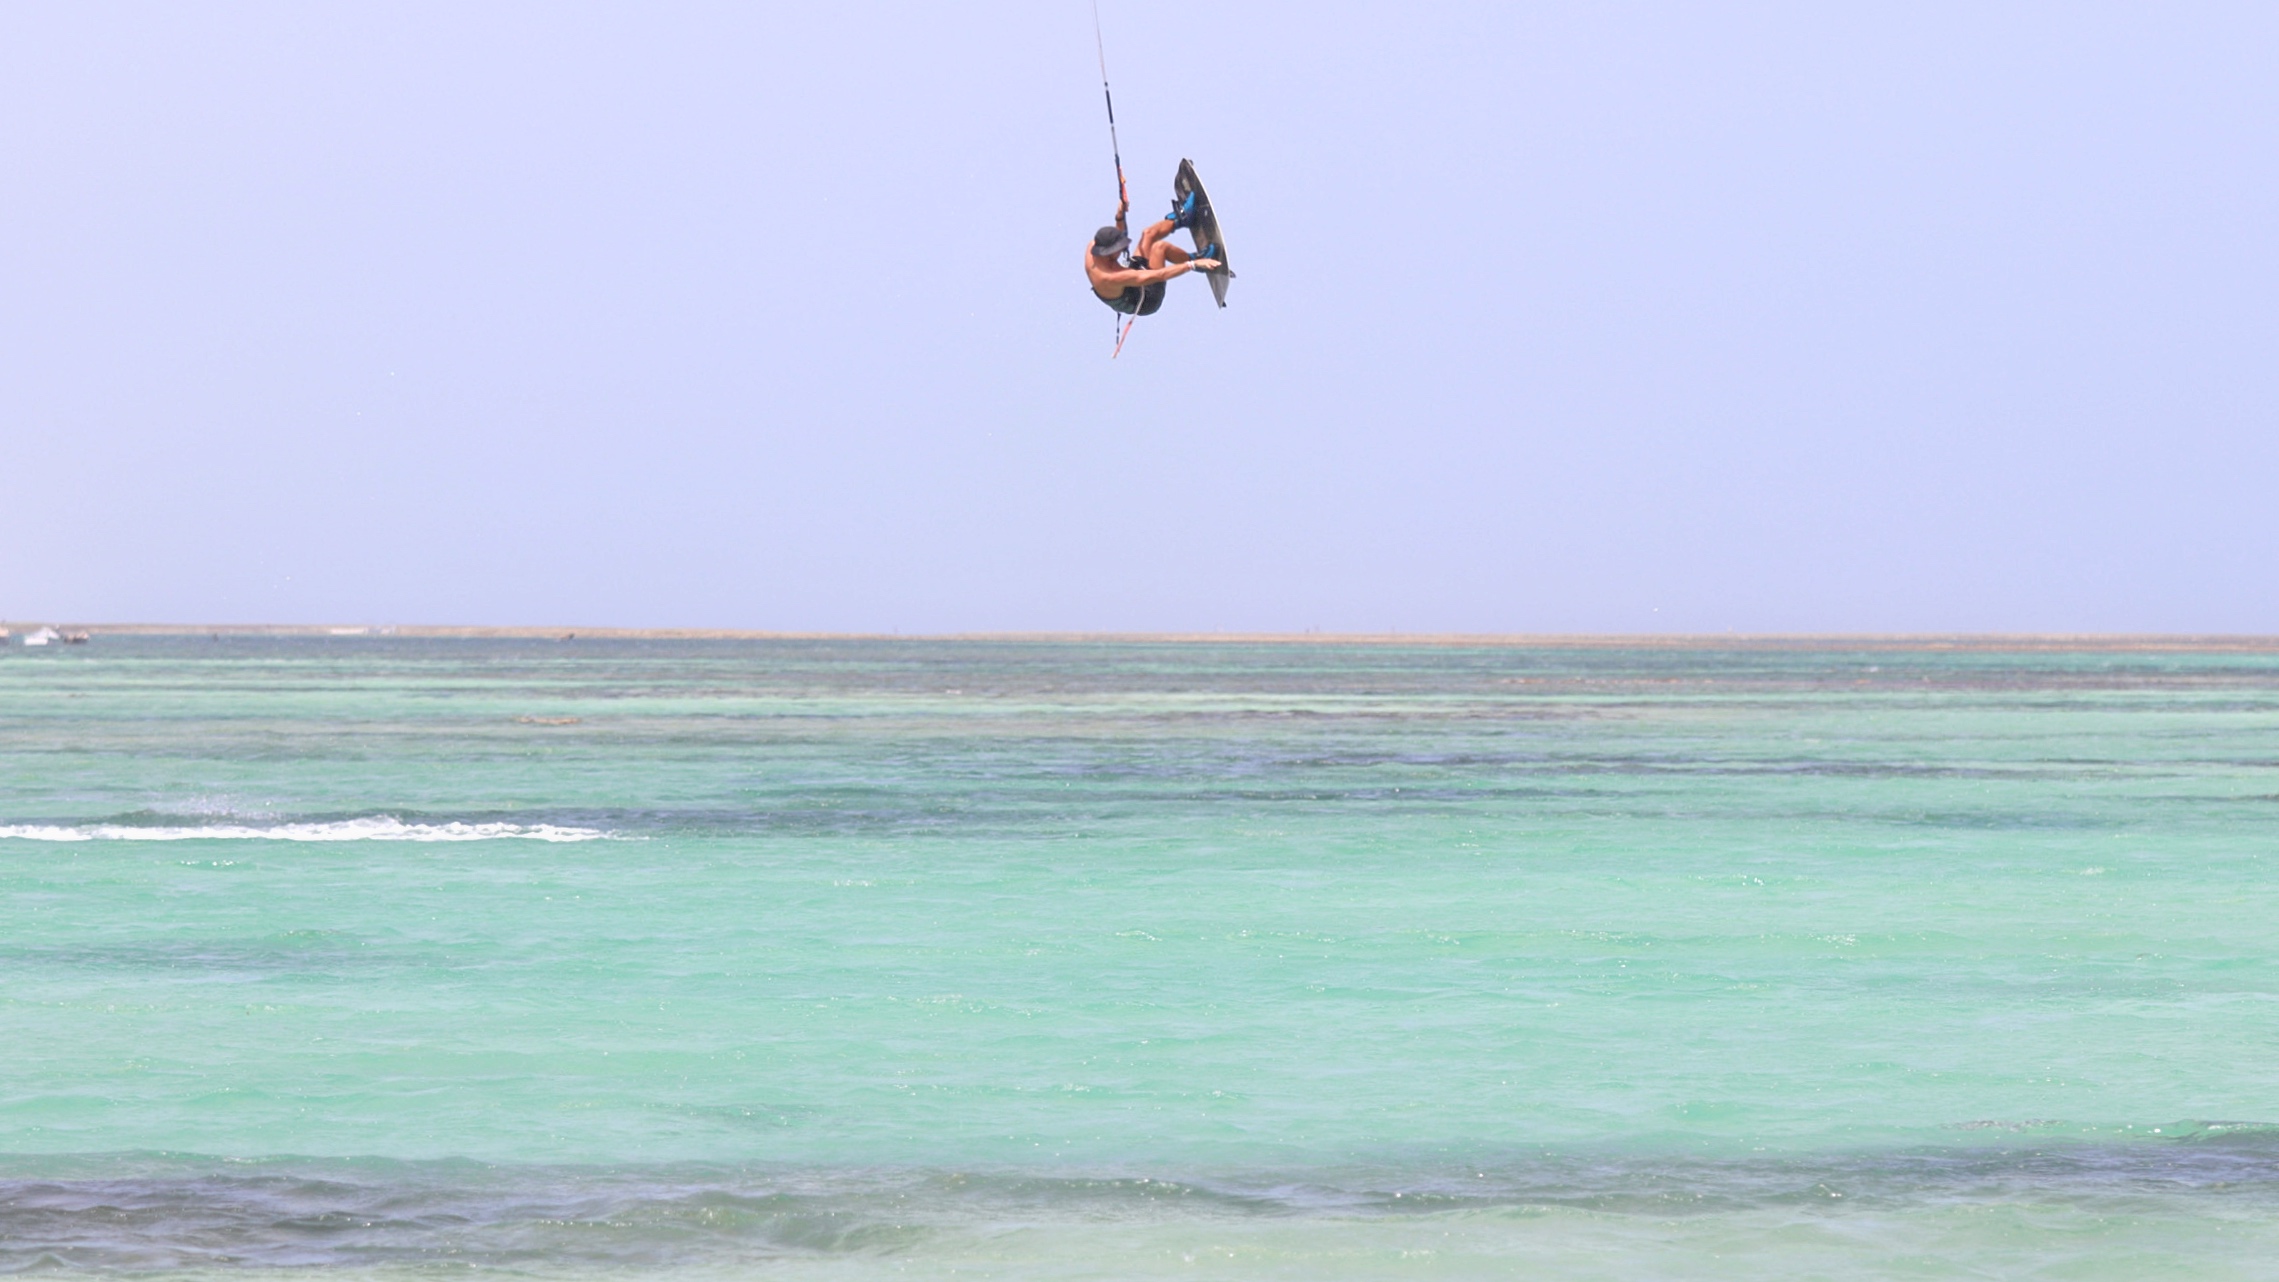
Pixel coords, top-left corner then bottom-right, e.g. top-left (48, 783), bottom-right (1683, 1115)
top-left (1087, 192), bottom-right (1220, 316)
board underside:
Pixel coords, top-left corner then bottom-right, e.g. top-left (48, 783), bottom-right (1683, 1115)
top-left (1173, 158), bottom-right (1230, 308)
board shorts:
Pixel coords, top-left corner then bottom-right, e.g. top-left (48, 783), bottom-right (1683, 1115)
top-left (1101, 281), bottom-right (1166, 316)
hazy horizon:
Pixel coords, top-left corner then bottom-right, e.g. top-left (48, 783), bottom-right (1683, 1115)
top-left (10, 623), bottom-right (2279, 650)
top-left (6, 2), bottom-right (2275, 633)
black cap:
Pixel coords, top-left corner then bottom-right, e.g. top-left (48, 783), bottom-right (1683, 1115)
top-left (1093, 226), bottom-right (1130, 257)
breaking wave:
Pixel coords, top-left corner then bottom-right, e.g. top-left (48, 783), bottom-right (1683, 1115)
top-left (4, 1137), bottom-right (2279, 1273)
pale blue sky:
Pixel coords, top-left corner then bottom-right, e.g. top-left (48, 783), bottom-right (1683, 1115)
top-left (4, 2), bottom-right (2274, 632)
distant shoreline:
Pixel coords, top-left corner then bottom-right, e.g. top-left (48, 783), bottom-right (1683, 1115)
top-left (6, 624), bottom-right (2278, 652)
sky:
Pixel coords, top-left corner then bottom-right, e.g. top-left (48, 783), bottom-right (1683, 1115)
top-left (3, 1), bottom-right (2275, 634)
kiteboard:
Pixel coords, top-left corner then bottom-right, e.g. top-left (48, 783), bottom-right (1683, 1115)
top-left (1173, 158), bottom-right (1232, 308)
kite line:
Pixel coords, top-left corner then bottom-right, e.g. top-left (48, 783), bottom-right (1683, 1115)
top-left (1094, 1), bottom-right (1138, 356)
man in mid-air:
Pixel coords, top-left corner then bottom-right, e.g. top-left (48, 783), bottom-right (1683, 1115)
top-left (1087, 192), bottom-right (1220, 316)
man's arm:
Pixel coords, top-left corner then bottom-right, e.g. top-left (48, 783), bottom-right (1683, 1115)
top-left (1094, 258), bottom-right (1222, 289)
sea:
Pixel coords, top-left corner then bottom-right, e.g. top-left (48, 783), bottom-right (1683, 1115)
top-left (3, 635), bottom-right (2276, 1279)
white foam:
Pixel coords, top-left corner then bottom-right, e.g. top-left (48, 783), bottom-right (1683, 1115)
top-left (0, 817), bottom-right (611, 843)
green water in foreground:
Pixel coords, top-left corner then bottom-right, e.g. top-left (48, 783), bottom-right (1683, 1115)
top-left (2, 637), bottom-right (2276, 1277)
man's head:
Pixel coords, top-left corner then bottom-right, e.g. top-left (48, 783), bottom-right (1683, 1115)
top-left (1092, 226), bottom-right (1130, 259)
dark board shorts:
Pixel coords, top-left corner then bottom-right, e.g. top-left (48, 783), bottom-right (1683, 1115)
top-left (1101, 281), bottom-right (1166, 316)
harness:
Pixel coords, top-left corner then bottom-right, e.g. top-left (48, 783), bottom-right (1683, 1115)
top-left (1092, 254), bottom-right (1161, 317)
top-left (1098, 284), bottom-right (1146, 314)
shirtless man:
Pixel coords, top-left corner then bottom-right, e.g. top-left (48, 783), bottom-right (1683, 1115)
top-left (1086, 193), bottom-right (1221, 317)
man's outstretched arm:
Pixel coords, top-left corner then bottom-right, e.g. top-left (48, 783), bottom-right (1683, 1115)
top-left (1095, 257), bottom-right (1221, 290)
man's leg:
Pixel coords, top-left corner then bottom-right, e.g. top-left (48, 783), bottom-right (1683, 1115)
top-left (1134, 219), bottom-right (1191, 268)
top-left (1149, 240), bottom-right (1193, 269)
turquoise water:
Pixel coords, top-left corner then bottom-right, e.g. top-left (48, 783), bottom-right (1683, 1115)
top-left (3, 637), bottom-right (2277, 1277)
